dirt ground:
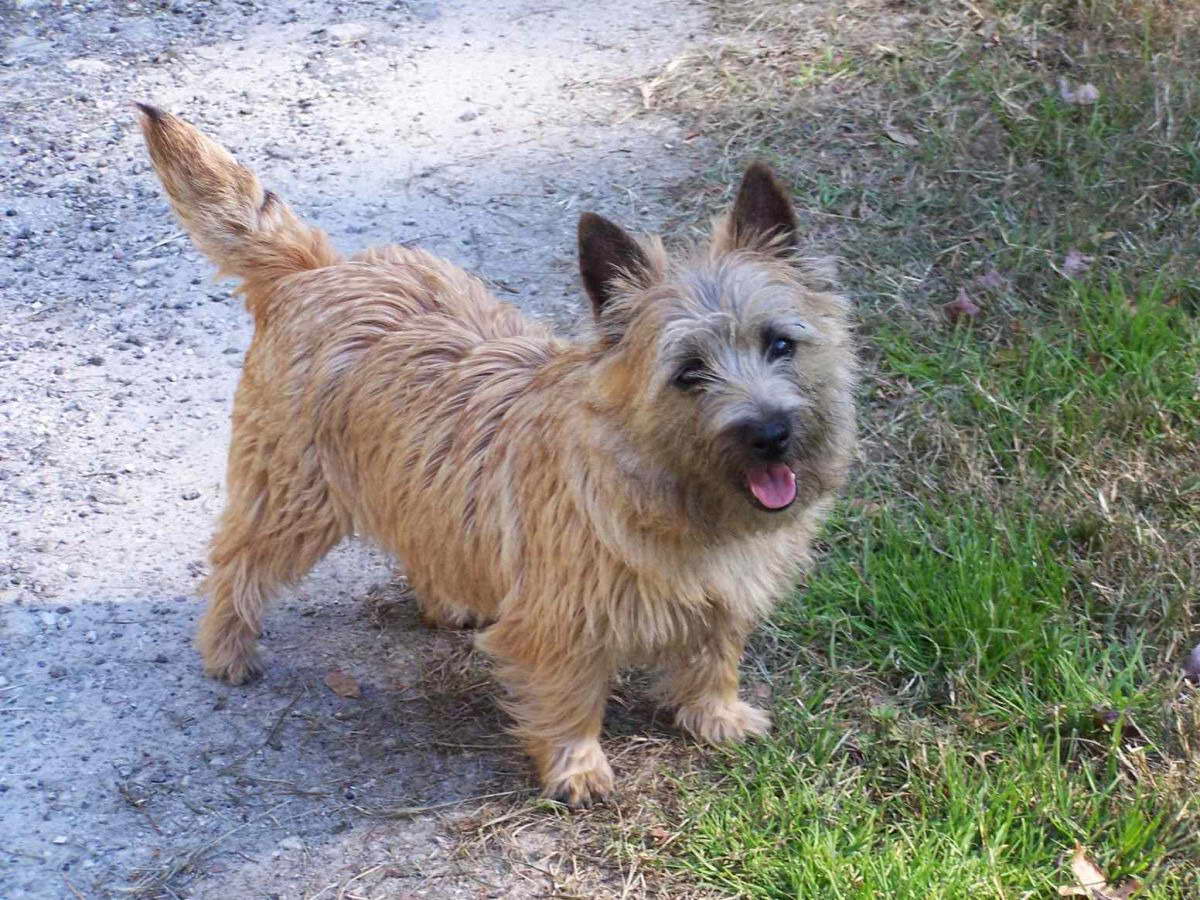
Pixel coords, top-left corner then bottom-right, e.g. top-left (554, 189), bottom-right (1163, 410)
top-left (0, 1), bottom-right (712, 895)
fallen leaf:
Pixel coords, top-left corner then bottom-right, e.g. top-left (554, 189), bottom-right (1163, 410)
top-left (1183, 644), bottom-right (1200, 683)
top-left (647, 825), bottom-right (673, 846)
top-left (1062, 249), bottom-right (1094, 279)
top-left (974, 268), bottom-right (1008, 292)
top-left (324, 669), bottom-right (361, 698)
top-left (1058, 79), bottom-right (1101, 105)
top-left (1058, 845), bottom-right (1141, 900)
top-left (639, 82), bottom-right (655, 110)
top-left (943, 287), bottom-right (982, 322)
top-left (884, 126), bottom-right (919, 147)
top-left (1092, 708), bottom-right (1147, 745)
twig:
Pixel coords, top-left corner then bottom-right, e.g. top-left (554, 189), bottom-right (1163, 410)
top-left (134, 232), bottom-right (186, 257)
top-left (337, 863), bottom-right (385, 900)
top-left (351, 789), bottom-right (529, 819)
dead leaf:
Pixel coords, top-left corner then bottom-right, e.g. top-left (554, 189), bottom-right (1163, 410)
top-left (1058, 79), bottom-right (1101, 105)
top-left (639, 82), bottom-right (654, 110)
top-left (884, 126), bottom-right (919, 148)
top-left (975, 268), bottom-right (1008, 292)
top-left (324, 669), bottom-right (361, 698)
top-left (943, 287), bottom-right (982, 323)
top-left (1062, 249), bottom-right (1094, 279)
top-left (647, 825), bottom-right (673, 846)
top-left (1058, 845), bottom-right (1141, 899)
top-left (1183, 644), bottom-right (1200, 683)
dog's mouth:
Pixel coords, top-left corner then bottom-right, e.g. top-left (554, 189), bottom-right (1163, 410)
top-left (745, 463), bottom-right (797, 512)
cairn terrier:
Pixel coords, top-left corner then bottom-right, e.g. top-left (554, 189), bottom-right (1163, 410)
top-left (138, 104), bottom-right (857, 806)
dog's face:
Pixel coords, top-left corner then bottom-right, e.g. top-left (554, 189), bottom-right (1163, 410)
top-left (578, 164), bottom-right (856, 521)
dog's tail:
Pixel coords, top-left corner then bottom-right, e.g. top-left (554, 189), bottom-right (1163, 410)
top-left (136, 104), bottom-right (339, 317)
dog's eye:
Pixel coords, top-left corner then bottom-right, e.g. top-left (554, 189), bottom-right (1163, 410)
top-left (766, 335), bottom-right (795, 362)
top-left (673, 359), bottom-right (707, 390)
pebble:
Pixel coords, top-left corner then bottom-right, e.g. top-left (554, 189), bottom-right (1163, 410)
top-left (326, 23), bottom-right (370, 44)
top-left (181, 490), bottom-right (200, 501)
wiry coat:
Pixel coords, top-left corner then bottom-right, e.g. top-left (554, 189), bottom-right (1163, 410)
top-left (138, 105), bottom-right (857, 805)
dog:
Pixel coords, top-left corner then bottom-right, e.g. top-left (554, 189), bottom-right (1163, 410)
top-left (137, 104), bottom-right (857, 806)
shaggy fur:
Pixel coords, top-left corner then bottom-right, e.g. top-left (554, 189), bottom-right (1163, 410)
top-left (138, 105), bottom-right (857, 806)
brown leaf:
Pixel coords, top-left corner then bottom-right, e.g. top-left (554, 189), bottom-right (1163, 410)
top-left (974, 268), bottom-right (1008, 292)
top-left (1062, 249), bottom-right (1094, 280)
top-left (884, 126), bottom-right (919, 148)
top-left (1058, 79), bottom-right (1101, 105)
top-left (639, 82), bottom-right (655, 110)
top-left (1183, 644), bottom-right (1200, 683)
top-left (1059, 845), bottom-right (1141, 900)
top-left (943, 287), bottom-right (982, 323)
top-left (324, 669), bottom-right (360, 698)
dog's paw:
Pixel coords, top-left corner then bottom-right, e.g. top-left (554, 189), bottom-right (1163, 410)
top-left (539, 739), bottom-right (615, 809)
top-left (202, 650), bottom-right (263, 686)
top-left (676, 698), bottom-right (771, 744)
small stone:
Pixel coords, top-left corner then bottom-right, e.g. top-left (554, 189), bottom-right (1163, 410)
top-left (85, 355), bottom-right (104, 366)
top-left (278, 835), bottom-right (304, 851)
top-left (326, 23), bottom-right (369, 44)
top-left (181, 490), bottom-right (200, 501)
top-left (84, 630), bottom-right (97, 643)
top-left (65, 57), bottom-right (109, 75)
top-left (51, 835), bottom-right (68, 845)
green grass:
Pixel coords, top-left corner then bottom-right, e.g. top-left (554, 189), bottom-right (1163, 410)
top-left (639, 1), bottom-right (1200, 896)
top-left (880, 279), bottom-right (1200, 476)
top-left (673, 494), bottom-right (1195, 898)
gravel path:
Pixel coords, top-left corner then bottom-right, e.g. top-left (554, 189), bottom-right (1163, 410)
top-left (0, 1), bottom-right (706, 895)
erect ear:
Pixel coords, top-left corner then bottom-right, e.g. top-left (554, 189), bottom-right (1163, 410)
top-left (578, 212), bottom-right (651, 318)
top-left (727, 162), bottom-right (799, 255)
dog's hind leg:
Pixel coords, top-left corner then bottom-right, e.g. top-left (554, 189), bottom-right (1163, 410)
top-left (197, 421), bottom-right (347, 684)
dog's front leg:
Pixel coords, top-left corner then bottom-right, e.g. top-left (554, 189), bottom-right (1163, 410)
top-left (477, 620), bottom-right (614, 807)
top-left (657, 613), bottom-right (771, 744)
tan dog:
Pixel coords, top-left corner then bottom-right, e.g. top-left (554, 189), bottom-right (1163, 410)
top-left (138, 105), bottom-right (857, 806)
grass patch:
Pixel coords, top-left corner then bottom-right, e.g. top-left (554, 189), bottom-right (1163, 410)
top-left (673, 494), bottom-right (1196, 898)
top-left (637, 0), bottom-right (1200, 896)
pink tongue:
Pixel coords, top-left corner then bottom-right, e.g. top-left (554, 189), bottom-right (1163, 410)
top-left (747, 463), bottom-right (797, 509)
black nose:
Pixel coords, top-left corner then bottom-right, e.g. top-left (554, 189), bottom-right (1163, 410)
top-left (750, 419), bottom-right (791, 459)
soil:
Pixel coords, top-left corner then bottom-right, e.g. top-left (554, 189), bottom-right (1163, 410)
top-left (0, 1), bottom-right (709, 896)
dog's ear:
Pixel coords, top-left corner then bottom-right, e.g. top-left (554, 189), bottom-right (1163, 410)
top-left (578, 212), bottom-right (651, 319)
top-left (722, 162), bottom-right (799, 256)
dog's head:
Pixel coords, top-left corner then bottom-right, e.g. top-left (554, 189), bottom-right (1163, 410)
top-left (577, 163), bottom-right (857, 524)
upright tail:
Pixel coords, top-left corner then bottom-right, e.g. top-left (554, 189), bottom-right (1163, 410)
top-left (136, 104), bottom-right (340, 317)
